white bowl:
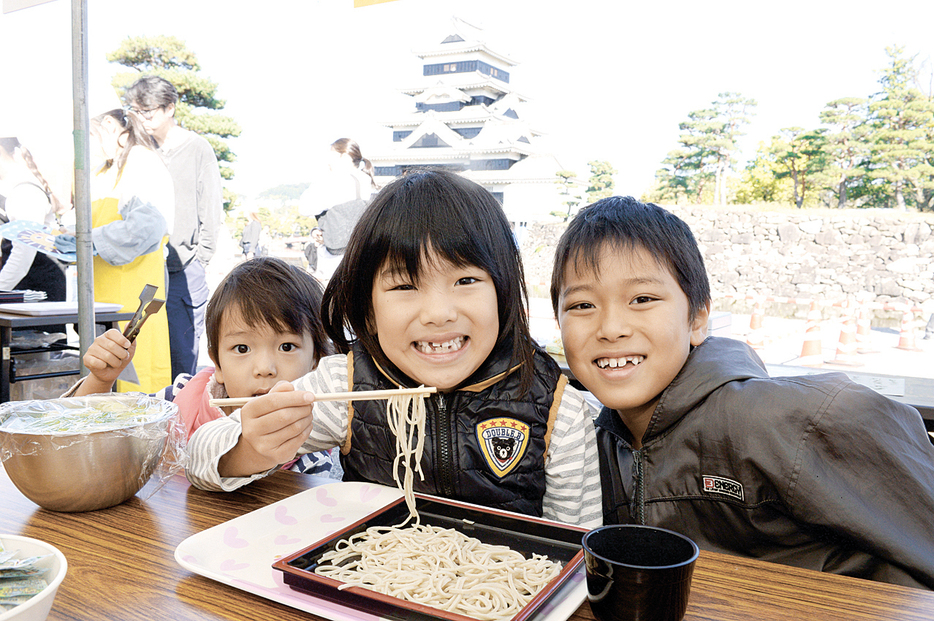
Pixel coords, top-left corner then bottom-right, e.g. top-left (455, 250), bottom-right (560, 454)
top-left (0, 535), bottom-right (67, 621)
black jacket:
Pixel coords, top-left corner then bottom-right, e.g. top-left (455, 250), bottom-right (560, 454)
top-left (596, 337), bottom-right (934, 590)
top-left (341, 342), bottom-right (566, 517)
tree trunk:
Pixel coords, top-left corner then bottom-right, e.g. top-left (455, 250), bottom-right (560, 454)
top-left (895, 180), bottom-right (907, 211)
top-left (837, 175), bottom-right (847, 209)
top-left (791, 170), bottom-right (802, 208)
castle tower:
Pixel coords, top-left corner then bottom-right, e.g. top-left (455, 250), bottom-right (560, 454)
top-left (372, 19), bottom-right (571, 226)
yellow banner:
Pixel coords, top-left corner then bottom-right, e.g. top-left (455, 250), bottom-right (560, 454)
top-left (354, 0), bottom-right (399, 6)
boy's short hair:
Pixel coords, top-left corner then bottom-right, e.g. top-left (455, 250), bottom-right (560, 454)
top-left (551, 196), bottom-right (711, 320)
top-left (206, 257), bottom-right (331, 369)
top-left (124, 75), bottom-right (179, 111)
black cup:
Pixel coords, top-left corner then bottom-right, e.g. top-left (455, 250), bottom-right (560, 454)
top-left (582, 524), bottom-right (699, 621)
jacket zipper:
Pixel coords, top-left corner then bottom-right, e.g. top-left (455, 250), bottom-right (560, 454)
top-left (632, 449), bottom-right (646, 524)
top-left (435, 393), bottom-right (455, 496)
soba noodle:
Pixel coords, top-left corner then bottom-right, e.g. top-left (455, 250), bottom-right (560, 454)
top-left (314, 391), bottom-right (563, 621)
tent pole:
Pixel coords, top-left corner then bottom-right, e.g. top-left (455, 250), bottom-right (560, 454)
top-left (71, 0), bottom-right (94, 374)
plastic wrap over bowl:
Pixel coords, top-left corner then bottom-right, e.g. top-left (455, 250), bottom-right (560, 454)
top-left (0, 394), bottom-right (179, 512)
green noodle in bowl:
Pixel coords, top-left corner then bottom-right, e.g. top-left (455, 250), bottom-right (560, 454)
top-left (0, 394), bottom-right (179, 512)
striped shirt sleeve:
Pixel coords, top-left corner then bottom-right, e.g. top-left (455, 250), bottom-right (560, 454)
top-left (184, 355), bottom-right (351, 492)
top-left (543, 385), bottom-right (603, 529)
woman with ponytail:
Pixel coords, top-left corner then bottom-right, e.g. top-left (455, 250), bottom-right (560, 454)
top-left (0, 137), bottom-right (68, 331)
top-left (55, 99), bottom-right (175, 393)
top-left (299, 137), bottom-right (380, 283)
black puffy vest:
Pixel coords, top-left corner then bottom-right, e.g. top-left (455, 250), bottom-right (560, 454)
top-left (340, 342), bottom-right (567, 517)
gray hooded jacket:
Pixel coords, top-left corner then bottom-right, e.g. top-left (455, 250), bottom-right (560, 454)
top-left (596, 336), bottom-right (934, 590)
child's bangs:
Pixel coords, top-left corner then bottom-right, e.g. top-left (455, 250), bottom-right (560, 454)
top-left (233, 288), bottom-right (307, 337)
top-left (377, 194), bottom-right (496, 283)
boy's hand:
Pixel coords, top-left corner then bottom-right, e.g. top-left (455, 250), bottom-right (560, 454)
top-left (218, 381), bottom-right (315, 478)
top-left (75, 329), bottom-right (135, 395)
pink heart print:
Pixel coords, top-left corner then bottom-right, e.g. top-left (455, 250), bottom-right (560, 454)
top-left (222, 527), bottom-right (249, 549)
top-left (321, 514), bottom-right (344, 523)
top-left (359, 485), bottom-right (380, 503)
top-left (220, 558), bottom-right (249, 572)
top-left (275, 505), bottom-right (298, 525)
top-left (316, 487), bottom-right (338, 507)
top-left (275, 534), bottom-right (301, 546)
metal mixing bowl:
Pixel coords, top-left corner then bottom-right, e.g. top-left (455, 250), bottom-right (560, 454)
top-left (0, 395), bottom-right (178, 512)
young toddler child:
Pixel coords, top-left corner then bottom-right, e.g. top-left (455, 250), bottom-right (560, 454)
top-left (550, 195), bottom-right (934, 589)
top-left (186, 169), bottom-right (602, 528)
top-left (69, 257), bottom-right (337, 476)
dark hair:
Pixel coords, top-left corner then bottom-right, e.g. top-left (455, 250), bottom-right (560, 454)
top-left (551, 196), bottom-right (710, 320)
top-left (206, 257), bottom-right (331, 369)
top-left (331, 137), bottom-right (379, 190)
top-left (91, 107), bottom-right (152, 179)
top-left (123, 75), bottom-right (179, 112)
top-left (321, 168), bottom-right (534, 388)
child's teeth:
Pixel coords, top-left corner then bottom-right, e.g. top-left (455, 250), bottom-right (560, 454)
top-left (597, 356), bottom-right (644, 368)
top-left (418, 337), bottom-right (464, 353)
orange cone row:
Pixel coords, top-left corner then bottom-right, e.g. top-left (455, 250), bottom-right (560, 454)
top-left (797, 302), bottom-right (823, 367)
top-left (829, 300), bottom-right (863, 367)
top-left (895, 309), bottom-right (923, 352)
top-left (746, 299), bottom-right (765, 349)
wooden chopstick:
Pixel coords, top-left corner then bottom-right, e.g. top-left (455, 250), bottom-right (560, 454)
top-left (209, 386), bottom-right (437, 408)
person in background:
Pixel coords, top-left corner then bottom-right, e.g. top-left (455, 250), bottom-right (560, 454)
top-left (298, 138), bottom-right (379, 283)
top-left (124, 76), bottom-right (223, 380)
top-left (240, 212), bottom-right (261, 260)
top-left (188, 169), bottom-right (602, 529)
top-left (303, 227), bottom-right (323, 275)
top-left (551, 195), bottom-right (934, 590)
top-left (56, 91), bottom-right (174, 393)
top-left (66, 257), bottom-right (338, 478)
top-left (0, 136), bottom-right (69, 335)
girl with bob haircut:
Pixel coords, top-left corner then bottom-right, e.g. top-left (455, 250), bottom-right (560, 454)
top-left (186, 169), bottom-right (602, 528)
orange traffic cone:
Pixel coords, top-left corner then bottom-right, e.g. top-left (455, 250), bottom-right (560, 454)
top-left (797, 301), bottom-right (823, 367)
top-left (746, 298), bottom-right (765, 349)
top-left (895, 310), bottom-right (922, 352)
top-left (855, 300), bottom-right (877, 354)
top-left (829, 301), bottom-right (863, 366)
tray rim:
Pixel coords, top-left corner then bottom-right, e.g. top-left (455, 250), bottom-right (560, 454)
top-left (272, 492), bottom-right (588, 621)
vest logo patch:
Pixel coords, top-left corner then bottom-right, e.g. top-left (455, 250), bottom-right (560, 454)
top-left (702, 475), bottom-right (744, 502)
top-left (476, 418), bottom-right (530, 479)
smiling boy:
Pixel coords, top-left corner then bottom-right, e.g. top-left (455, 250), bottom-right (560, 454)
top-left (551, 196), bottom-right (934, 590)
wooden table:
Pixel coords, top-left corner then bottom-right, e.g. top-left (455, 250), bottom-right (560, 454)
top-left (1, 465), bottom-right (933, 621)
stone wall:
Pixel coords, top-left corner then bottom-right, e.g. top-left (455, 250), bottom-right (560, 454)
top-left (519, 206), bottom-right (934, 321)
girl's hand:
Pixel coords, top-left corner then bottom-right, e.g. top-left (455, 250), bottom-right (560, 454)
top-left (75, 329), bottom-right (135, 395)
top-left (218, 381), bottom-right (315, 478)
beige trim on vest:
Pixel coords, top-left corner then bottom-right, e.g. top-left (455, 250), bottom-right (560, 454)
top-left (544, 374), bottom-right (567, 462)
top-left (341, 351), bottom-right (355, 455)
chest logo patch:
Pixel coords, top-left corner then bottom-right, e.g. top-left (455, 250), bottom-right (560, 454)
top-left (702, 475), bottom-right (745, 502)
top-left (476, 418), bottom-right (530, 479)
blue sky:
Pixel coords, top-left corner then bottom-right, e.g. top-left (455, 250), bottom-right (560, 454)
top-left (2, 0), bottom-right (933, 202)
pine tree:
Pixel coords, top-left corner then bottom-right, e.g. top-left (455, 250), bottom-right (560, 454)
top-left (866, 46), bottom-right (934, 211)
top-left (107, 35), bottom-right (242, 210)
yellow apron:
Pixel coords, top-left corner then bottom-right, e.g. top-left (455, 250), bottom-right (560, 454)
top-left (91, 195), bottom-right (171, 393)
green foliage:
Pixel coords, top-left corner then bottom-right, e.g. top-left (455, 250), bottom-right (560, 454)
top-left (865, 45), bottom-right (934, 211)
top-left (735, 141), bottom-right (795, 204)
top-left (768, 127), bottom-right (830, 208)
top-left (818, 97), bottom-right (871, 208)
top-left (107, 35), bottom-right (242, 212)
top-left (554, 169), bottom-right (582, 220)
top-left (653, 46), bottom-right (934, 211)
top-left (586, 160), bottom-right (616, 203)
top-left (652, 93), bottom-right (757, 205)
top-left (229, 205), bottom-right (317, 241)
